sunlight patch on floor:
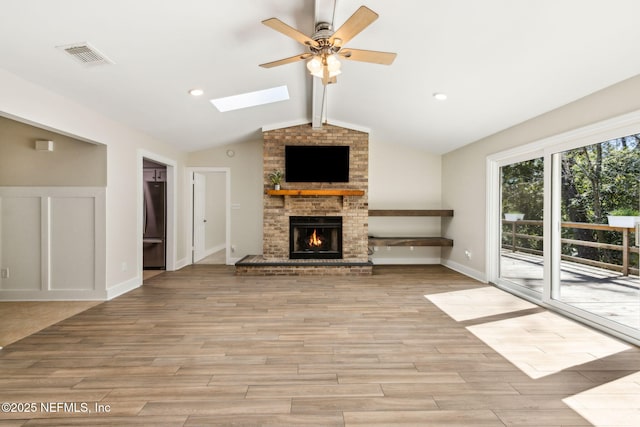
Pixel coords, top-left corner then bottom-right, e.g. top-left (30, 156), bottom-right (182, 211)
top-left (563, 371), bottom-right (640, 426)
top-left (467, 311), bottom-right (631, 379)
top-left (425, 286), bottom-right (536, 321)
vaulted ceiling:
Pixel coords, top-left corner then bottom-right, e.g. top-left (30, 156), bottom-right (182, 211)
top-left (2, 0), bottom-right (640, 154)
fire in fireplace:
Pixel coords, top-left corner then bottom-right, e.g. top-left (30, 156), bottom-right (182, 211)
top-left (289, 216), bottom-right (343, 259)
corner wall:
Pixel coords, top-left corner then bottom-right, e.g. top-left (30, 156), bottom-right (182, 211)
top-left (186, 132), bottom-right (444, 265)
top-left (441, 73), bottom-right (640, 281)
top-left (0, 69), bottom-right (188, 298)
top-left (0, 116), bottom-right (106, 186)
top-left (186, 139), bottom-right (264, 260)
top-left (368, 139), bottom-right (443, 264)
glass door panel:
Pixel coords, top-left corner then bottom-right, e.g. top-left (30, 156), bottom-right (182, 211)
top-left (553, 136), bottom-right (640, 330)
top-left (499, 157), bottom-right (544, 295)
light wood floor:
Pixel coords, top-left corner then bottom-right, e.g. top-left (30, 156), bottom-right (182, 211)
top-left (0, 301), bottom-right (100, 348)
top-left (0, 265), bottom-right (639, 426)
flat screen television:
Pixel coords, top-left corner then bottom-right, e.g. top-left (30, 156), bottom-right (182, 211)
top-left (285, 145), bottom-right (350, 183)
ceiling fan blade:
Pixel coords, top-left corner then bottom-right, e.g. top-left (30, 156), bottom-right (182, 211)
top-left (262, 18), bottom-right (319, 48)
top-left (338, 48), bottom-right (397, 65)
top-left (330, 6), bottom-right (378, 47)
top-left (259, 53), bottom-right (311, 68)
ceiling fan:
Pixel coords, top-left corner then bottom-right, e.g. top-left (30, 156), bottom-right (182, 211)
top-left (259, 5), bottom-right (397, 85)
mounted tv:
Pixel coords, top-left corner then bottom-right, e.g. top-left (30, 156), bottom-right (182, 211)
top-left (285, 145), bottom-right (350, 183)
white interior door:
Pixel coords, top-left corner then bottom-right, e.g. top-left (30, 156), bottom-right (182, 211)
top-left (193, 172), bottom-right (206, 262)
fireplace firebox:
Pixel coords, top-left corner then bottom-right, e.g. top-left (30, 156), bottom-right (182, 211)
top-left (289, 216), bottom-right (343, 259)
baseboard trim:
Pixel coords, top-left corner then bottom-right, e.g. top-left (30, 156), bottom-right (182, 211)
top-left (370, 257), bottom-right (441, 265)
top-left (175, 257), bottom-right (190, 270)
top-left (0, 289), bottom-right (108, 301)
top-left (106, 275), bottom-right (141, 300)
top-left (441, 259), bottom-right (487, 283)
top-left (204, 243), bottom-right (225, 258)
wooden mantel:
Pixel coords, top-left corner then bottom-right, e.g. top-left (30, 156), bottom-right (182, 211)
top-left (266, 189), bottom-right (365, 197)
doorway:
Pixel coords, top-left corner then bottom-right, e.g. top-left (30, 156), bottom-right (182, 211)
top-left (487, 116), bottom-right (640, 345)
top-left (143, 159), bottom-right (167, 270)
top-left (187, 168), bottom-right (231, 265)
top-left (499, 156), bottom-right (544, 298)
top-left (550, 138), bottom-right (640, 332)
top-left (138, 151), bottom-right (176, 280)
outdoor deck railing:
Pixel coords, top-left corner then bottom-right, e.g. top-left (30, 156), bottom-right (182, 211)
top-left (502, 219), bottom-right (639, 276)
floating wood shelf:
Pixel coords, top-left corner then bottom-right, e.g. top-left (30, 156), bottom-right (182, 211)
top-left (368, 209), bottom-right (454, 249)
top-left (267, 189), bottom-right (365, 197)
top-left (369, 237), bottom-right (454, 247)
top-left (369, 209), bottom-right (454, 217)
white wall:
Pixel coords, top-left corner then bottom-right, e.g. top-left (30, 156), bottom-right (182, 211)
top-left (187, 140), bottom-right (264, 260)
top-left (187, 136), bottom-right (444, 264)
top-left (442, 73), bottom-right (640, 282)
top-left (0, 187), bottom-right (106, 300)
top-left (0, 68), bottom-right (188, 299)
top-left (368, 139), bottom-right (443, 264)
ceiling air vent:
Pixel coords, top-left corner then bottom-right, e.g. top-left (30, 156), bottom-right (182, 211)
top-left (57, 42), bottom-right (113, 66)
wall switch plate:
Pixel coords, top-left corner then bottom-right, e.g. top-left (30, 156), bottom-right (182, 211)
top-left (0, 268), bottom-right (9, 279)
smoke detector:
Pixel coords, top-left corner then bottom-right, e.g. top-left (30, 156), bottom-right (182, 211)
top-left (56, 42), bottom-right (113, 66)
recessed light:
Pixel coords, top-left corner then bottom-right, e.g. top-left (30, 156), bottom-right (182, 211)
top-left (189, 88), bottom-right (204, 96)
top-left (433, 93), bottom-right (447, 101)
top-left (210, 86), bottom-right (289, 112)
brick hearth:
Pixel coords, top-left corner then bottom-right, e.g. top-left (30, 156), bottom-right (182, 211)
top-left (236, 123), bottom-right (372, 275)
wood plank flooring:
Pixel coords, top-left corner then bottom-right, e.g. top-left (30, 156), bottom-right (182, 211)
top-left (0, 265), bottom-right (639, 426)
top-left (0, 301), bottom-right (100, 348)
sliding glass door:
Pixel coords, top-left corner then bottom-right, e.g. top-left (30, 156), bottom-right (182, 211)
top-left (499, 157), bottom-right (544, 297)
top-left (488, 118), bottom-right (640, 344)
top-left (550, 136), bottom-right (640, 332)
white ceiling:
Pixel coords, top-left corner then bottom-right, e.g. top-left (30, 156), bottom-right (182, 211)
top-left (2, 0), bottom-right (640, 154)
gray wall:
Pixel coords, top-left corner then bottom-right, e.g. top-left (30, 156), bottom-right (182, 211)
top-left (0, 116), bottom-right (107, 186)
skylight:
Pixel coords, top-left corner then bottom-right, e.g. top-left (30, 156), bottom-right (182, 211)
top-left (210, 86), bottom-right (289, 112)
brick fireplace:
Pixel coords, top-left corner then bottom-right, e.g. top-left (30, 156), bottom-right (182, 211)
top-left (289, 216), bottom-right (343, 259)
top-left (235, 123), bottom-right (372, 275)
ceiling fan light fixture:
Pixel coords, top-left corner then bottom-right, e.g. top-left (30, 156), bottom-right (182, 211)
top-left (260, 5), bottom-right (395, 86)
top-left (306, 56), bottom-right (323, 74)
top-left (307, 54), bottom-right (341, 79)
top-left (326, 54), bottom-right (341, 73)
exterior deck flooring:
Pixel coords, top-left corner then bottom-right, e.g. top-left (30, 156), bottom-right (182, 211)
top-left (500, 251), bottom-right (640, 329)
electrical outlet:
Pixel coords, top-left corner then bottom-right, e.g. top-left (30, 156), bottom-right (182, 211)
top-left (121, 262), bottom-right (128, 272)
top-left (0, 268), bottom-right (9, 279)
top-left (464, 249), bottom-right (472, 260)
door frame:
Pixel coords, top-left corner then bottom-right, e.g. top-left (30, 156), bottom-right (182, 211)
top-left (185, 167), bottom-right (231, 265)
top-left (137, 150), bottom-right (177, 274)
top-left (486, 109), bottom-right (640, 346)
